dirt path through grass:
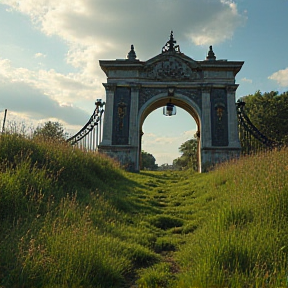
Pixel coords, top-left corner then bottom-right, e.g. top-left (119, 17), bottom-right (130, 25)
top-left (124, 169), bottom-right (214, 287)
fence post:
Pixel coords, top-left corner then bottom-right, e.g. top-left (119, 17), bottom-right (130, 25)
top-left (2, 109), bottom-right (7, 133)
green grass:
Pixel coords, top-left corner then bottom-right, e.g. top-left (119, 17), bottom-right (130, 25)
top-left (1, 133), bottom-right (288, 287)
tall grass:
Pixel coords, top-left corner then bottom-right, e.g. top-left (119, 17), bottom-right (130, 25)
top-left (174, 148), bottom-right (288, 288)
top-left (1, 133), bottom-right (288, 287)
top-left (0, 134), bottom-right (158, 287)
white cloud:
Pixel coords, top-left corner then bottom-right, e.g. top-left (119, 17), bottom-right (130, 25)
top-left (4, 0), bottom-right (246, 60)
top-left (268, 68), bottom-right (288, 87)
top-left (0, 57), bottom-right (99, 129)
top-left (0, 57), bottom-right (100, 105)
top-left (144, 132), bottom-right (157, 137)
top-left (182, 130), bottom-right (197, 138)
top-left (34, 52), bottom-right (46, 58)
top-left (241, 77), bottom-right (252, 84)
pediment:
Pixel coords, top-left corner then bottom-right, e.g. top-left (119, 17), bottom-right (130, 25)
top-left (143, 53), bottom-right (202, 81)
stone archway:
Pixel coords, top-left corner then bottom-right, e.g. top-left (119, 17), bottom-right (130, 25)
top-left (98, 32), bottom-right (244, 172)
top-left (138, 93), bottom-right (201, 171)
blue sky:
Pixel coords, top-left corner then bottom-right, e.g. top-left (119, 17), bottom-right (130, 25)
top-left (0, 0), bottom-right (287, 164)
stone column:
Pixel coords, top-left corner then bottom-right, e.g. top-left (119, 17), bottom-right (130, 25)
top-left (201, 86), bottom-right (212, 148)
top-left (100, 83), bottom-right (115, 145)
top-left (129, 85), bottom-right (140, 146)
top-left (226, 85), bottom-right (241, 148)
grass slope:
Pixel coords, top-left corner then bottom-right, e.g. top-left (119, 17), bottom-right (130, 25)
top-left (0, 134), bottom-right (288, 288)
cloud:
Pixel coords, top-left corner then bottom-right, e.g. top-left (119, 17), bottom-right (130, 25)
top-left (0, 57), bottom-right (101, 106)
top-left (0, 58), bottom-right (94, 127)
top-left (4, 0), bottom-right (246, 60)
top-left (0, 81), bottom-right (90, 126)
top-left (34, 52), bottom-right (46, 58)
top-left (182, 130), bottom-right (197, 138)
top-left (0, 0), bottom-right (246, 142)
top-left (144, 132), bottom-right (157, 137)
top-left (241, 77), bottom-right (252, 84)
top-left (268, 68), bottom-right (288, 87)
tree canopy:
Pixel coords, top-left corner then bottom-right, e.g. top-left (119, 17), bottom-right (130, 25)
top-left (141, 150), bottom-right (158, 170)
top-left (33, 121), bottom-right (67, 142)
top-left (173, 138), bottom-right (198, 171)
top-left (242, 90), bottom-right (288, 145)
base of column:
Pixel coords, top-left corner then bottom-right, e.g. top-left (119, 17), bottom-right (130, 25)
top-left (201, 147), bottom-right (241, 172)
top-left (98, 145), bottom-right (139, 172)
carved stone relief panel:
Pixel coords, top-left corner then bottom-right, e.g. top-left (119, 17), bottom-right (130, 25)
top-left (112, 87), bottom-right (131, 145)
top-left (144, 57), bottom-right (201, 81)
top-left (210, 88), bottom-right (228, 146)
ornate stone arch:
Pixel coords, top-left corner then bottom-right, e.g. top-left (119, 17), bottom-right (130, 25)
top-left (98, 32), bottom-right (244, 172)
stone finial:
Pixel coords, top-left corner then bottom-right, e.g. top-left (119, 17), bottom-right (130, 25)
top-left (162, 31), bottom-right (180, 53)
top-left (206, 45), bottom-right (216, 61)
top-left (127, 44), bottom-right (137, 60)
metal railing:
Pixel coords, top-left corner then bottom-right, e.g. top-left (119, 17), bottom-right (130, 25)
top-left (237, 100), bottom-right (280, 154)
top-left (66, 99), bottom-right (105, 151)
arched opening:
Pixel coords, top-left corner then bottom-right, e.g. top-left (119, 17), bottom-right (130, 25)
top-left (138, 95), bottom-right (201, 171)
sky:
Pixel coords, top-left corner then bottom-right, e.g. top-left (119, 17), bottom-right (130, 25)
top-left (0, 0), bottom-right (287, 165)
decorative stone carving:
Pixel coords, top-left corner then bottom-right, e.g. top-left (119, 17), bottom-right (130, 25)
top-left (117, 99), bottom-right (127, 130)
top-left (206, 45), bottom-right (216, 61)
top-left (112, 87), bottom-right (131, 145)
top-left (162, 31), bottom-right (181, 53)
top-left (139, 88), bottom-right (167, 109)
top-left (176, 88), bottom-right (202, 107)
top-left (145, 57), bottom-right (201, 80)
top-left (127, 44), bottom-right (137, 61)
top-left (210, 89), bottom-right (228, 146)
top-left (139, 87), bottom-right (202, 111)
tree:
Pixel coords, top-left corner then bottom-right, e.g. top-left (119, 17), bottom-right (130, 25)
top-left (33, 121), bottom-right (67, 141)
top-left (173, 138), bottom-right (198, 171)
top-left (141, 150), bottom-right (158, 170)
top-left (242, 90), bottom-right (288, 145)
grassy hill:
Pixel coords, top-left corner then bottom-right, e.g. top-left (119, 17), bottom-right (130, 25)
top-left (0, 134), bottom-right (288, 288)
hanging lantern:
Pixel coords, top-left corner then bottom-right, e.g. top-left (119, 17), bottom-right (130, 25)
top-left (163, 103), bottom-right (176, 116)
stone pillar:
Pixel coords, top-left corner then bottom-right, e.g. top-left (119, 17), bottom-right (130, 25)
top-left (201, 86), bottom-right (212, 148)
top-left (227, 86), bottom-right (241, 148)
top-left (129, 85), bottom-right (140, 146)
top-left (101, 83), bottom-right (115, 145)
top-left (129, 85), bottom-right (140, 170)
